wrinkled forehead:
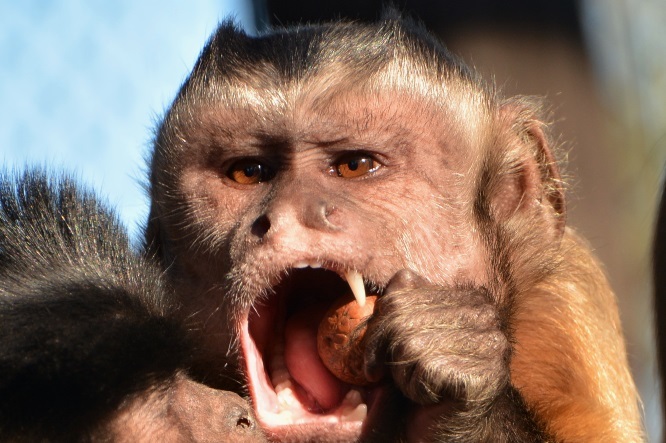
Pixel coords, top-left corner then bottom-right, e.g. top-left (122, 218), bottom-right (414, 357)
top-left (155, 24), bottom-right (495, 186)
top-left (187, 56), bottom-right (489, 147)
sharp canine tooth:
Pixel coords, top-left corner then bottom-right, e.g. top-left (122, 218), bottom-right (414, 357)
top-left (345, 270), bottom-right (366, 307)
top-left (310, 262), bottom-right (322, 268)
top-left (294, 261), bottom-right (308, 268)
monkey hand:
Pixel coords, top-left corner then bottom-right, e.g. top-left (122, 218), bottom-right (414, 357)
top-left (362, 270), bottom-right (510, 407)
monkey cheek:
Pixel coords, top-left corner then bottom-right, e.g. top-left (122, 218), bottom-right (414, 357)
top-left (317, 295), bottom-right (377, 386)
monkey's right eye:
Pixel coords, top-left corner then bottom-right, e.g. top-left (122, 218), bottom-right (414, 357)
top-left (226, 160), bottom-right (274, 184)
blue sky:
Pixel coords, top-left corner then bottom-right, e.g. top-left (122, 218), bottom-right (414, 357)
top-left (0, 1), bottom-right (253, 241)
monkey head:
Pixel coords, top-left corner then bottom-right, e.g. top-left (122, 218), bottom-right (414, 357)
top-left (146, 19), bottom-right (564, 442)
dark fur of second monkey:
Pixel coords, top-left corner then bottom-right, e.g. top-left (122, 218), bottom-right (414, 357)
top-left (0, 171), bottom-right (188, 441)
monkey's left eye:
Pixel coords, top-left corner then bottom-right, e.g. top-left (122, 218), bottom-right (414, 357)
top-left (227, 160), bottom-right (274, 184)
top-left (332, 154), bottom-right (380, 179)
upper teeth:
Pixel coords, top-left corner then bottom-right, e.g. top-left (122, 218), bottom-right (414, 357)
top-left (294, 261), bottom-right (322, 269)
top-left (345, 270), bottom-right (366, 307)
top-left (292, 261), bottom-right (366, 307)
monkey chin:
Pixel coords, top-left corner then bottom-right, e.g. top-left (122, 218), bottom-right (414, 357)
top-left (239, 264), bottom-right (386, 442)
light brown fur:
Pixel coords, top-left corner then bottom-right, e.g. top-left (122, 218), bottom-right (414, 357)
top-left (513, 232), bottom-right (643, 442)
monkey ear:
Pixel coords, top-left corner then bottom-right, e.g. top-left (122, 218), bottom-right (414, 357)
top-left (490, 103), bottom-right (566, 237)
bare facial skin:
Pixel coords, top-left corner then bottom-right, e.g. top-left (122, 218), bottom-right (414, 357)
top-left (108, 374), bottom-right (265, 443)
top-left (146, 17), bottom-right (644, 443)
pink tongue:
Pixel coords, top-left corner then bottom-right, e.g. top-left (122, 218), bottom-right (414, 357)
top-left (284, 301), bottom-right (345, 411)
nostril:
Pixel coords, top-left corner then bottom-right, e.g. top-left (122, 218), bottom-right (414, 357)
top-left (303, 200), bottom-right (340, 231)
top-left (236, 415), bottom-right (253, 429)
top-left (251, 214), bottom-right (271, 238)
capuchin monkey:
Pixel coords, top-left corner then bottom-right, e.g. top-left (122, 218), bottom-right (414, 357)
top-left (0, 14), bottom-right (643, 443)
top-left (0, 171), bottom-right (265, 442)
top-left (144, 15), bottom-right (644, 443)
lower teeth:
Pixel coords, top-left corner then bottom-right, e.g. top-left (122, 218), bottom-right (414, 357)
top-left (267, 316), bottom-right (368, 423)
top-left (273, 382), bottom-right (368, 422)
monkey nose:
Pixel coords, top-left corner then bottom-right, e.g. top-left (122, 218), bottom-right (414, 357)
top-left (250, 200), bottom-right (340, 241)
top-left (302, 200), bottom-right (341, 232)
top-left (251, 214), bottom-right (271, 239)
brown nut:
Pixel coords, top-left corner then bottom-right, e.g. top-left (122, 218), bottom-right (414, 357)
top-left (317, 294), bottom-right (377, 385)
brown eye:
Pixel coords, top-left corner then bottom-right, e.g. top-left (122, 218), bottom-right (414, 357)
top-left (334, 154), bottom-right (378, 178)
top-left (227, 160), bottom-right (274, 184)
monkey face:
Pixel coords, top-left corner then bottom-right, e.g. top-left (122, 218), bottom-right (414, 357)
top-left (145, 19), bottom-right (576, 442)
top-left (149, 80), bottom-right (491, 441)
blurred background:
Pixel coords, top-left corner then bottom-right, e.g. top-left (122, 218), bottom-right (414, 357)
top-left (1, 1), bottom-right (664, 440)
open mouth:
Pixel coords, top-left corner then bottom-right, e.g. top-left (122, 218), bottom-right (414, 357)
top-left (240, 262), bottom-right (382, 437)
